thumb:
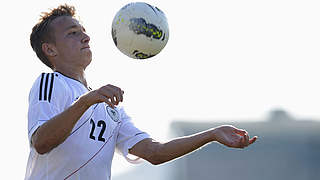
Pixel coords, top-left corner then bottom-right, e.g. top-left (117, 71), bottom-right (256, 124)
top-left (249, 136), bottom-right (258, 144)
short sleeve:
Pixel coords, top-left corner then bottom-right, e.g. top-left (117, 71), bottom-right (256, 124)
top-left (116, 107), bottom-right (150, 163)
top-left (27, 102), bottom-right (62, 142)
top-left (27, 73), bottom-right (69, 144)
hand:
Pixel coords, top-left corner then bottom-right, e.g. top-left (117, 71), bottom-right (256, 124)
top-left (83, 84), bottom-right (124, 108)
top-left (212, 125), bottom-right (257, 148)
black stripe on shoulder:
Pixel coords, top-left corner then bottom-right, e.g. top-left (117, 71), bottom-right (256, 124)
top-left (39, 73), bottom-right (45, 101)
top-left (43, 73), bottom-right (50, 101)
top-left (48, 73), bottom-right (54, 102)
top-left (38, 73), bottom-right (55, 102)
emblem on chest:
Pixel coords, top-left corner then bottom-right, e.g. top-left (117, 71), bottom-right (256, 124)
top-left (106, 106), bottom-right (120, 122)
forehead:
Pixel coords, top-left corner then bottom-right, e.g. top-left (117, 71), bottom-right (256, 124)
top-left (50, 16), bottom-right (81, 33)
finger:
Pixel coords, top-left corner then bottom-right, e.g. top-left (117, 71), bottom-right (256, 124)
top-left (107, 87), bottom-right (120, 105)
top-left (120, 90), bottom-right (124, 102)
top-left (100, 86), bottom-right (120, 105)
top-left (108, 90), bottom-right (119, 105)
top-left (110, 96), bottom-right (118, 106)
top-left (101, 96), bottom-right (115, 109)
top-left (249, 136), bottom-right (258, 144)
top-left (244, 133), bottom-right (249, 147)
top-left (115, 89), bottom-right (123, 103)
top-left (235, 133), bottom-right (248, 148)
top-left (116, 90), bottom-right (123, 104)
top-left (107, 85), bottom-right (123, 104)
top-left (233, 128), bottom-right (247, 136)
top-left (114, 96), bottom-right (120, 105)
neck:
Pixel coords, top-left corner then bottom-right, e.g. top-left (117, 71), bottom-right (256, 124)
top-left (54, 67), bottom-right (88, 87)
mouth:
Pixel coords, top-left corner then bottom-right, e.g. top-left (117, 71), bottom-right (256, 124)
top-left (81, 46), bottom-right (90, 50)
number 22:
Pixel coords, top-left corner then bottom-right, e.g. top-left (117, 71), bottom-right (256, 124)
top-left (89, 119), bottom-right (106, 142)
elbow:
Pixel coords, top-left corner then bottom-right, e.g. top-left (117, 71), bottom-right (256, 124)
top-left (130, 139), bottom-right (168, 165)
top-left (148, 157), bottom-right (164, 165)
top-left (33, 141), bottom-right (50, 155)
top-left (35, 149), bottom-right (47, 155)
top-left (145, 145), bottom-right (167, 165)
top-left (32, 136), bottom-right (52, 155)
top-left (31, 130), bottom-right (55, 155)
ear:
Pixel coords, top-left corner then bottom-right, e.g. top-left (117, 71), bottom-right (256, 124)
top-left (42, 43), bottom-right (57, 57)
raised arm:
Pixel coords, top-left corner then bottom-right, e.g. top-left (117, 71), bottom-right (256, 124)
top-left (32, 84), bottom-right (123, 154)
top-left (129, 125), bottom-right (257, 165)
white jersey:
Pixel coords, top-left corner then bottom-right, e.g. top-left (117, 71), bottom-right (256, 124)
top-left (25, 72), bottom-right (149, 180)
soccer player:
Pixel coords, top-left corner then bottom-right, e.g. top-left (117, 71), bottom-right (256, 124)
top-left (25, 4), bottom-right (257, 180)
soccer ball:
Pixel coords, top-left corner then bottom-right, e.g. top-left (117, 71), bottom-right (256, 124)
top-left (111, 2), bottom-right (169, 59)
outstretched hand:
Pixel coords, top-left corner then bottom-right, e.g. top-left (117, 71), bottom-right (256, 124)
top-left (212, 125), bottom-right (258, 148)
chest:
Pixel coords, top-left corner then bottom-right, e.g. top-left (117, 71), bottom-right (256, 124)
top-left (60, 103), bottom-right (121, 160)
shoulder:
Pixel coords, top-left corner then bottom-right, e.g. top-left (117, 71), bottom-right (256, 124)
top-left (116, 106), bottom-right (131, 121)
top-left (29, 72), bottom-right (70, 104)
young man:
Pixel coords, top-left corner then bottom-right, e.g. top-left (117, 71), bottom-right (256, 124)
top-left (25, 4), bottom-right (257, 180)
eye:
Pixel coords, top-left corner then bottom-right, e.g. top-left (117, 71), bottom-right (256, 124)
top-left (68, 31), bottom-right (77, 35)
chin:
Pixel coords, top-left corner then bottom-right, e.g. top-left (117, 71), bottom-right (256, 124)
top-left (80, 51), bottom-right (92, 69)
top-left (84, 58), bottom-right (92, 68)
top-left (85, 52), bottom-right (92, 63)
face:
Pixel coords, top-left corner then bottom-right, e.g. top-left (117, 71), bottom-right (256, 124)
top-left (49, 16), bottom-right (92, 70)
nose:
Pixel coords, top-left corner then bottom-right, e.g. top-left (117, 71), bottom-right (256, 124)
top-left (82, 33), bottom-right (90, 44)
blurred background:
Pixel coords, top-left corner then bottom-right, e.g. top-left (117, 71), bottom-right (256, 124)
top-left (0, 0), bottom-right (319, 179)
top-left (113, 109), bottom-right (320, 180)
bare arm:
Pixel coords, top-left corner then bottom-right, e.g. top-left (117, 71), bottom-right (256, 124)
top-left (129, 125), bottom-right (258, 165)
top-left (32, 84), bottom-right (124, 154)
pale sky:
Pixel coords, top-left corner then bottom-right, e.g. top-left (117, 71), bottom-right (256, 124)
top-left (1, 0), bottom-right (320, 179)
